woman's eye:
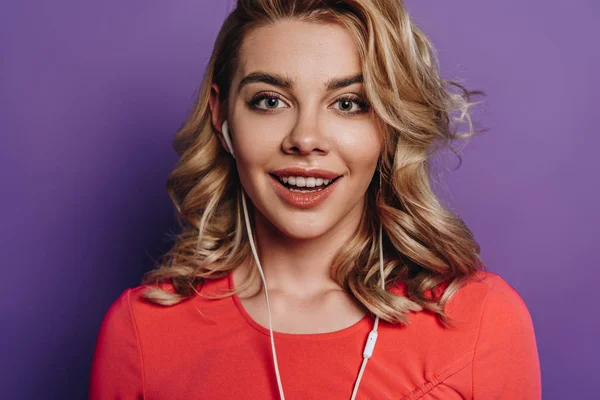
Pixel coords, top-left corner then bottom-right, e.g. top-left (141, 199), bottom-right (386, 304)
top-left (332, 97), bottom-right (370, 114)
top-left (250, 95), bottom-right (288, 111)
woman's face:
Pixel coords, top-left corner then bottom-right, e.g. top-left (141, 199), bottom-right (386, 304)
top-left (213, 19), bottom-right (382, 239)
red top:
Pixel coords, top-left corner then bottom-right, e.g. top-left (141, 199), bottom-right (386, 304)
top-left (89, 270), bottom-right (541, 399)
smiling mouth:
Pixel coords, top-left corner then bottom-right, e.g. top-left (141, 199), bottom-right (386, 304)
top-left (269, 174), bottom-right (341, 193)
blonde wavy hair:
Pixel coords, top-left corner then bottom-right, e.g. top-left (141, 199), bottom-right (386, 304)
top-left (141, 0), bottom-right (486, 328)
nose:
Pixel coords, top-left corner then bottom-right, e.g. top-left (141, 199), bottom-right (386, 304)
top-left (281, 109), bottom-right (331, 156)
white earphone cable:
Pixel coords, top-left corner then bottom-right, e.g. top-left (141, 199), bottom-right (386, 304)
top-left (350, 222), bottom-right (385, 399)
top-left (241, 192), bottom-right (286, 400)
top-left (240, 189), bottom-right (385, 400)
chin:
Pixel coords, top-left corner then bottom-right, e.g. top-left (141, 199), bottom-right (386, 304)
top-left (262, 209), bottom-right (340, 240)
top-left (276, 222), bottom-right (332, 240)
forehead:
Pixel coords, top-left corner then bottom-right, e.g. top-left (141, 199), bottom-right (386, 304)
top-left (236, 19), bottom-right (361, 88)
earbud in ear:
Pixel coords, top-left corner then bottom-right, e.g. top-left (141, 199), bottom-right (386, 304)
top-left (221, 120), bottom-right (235, 159)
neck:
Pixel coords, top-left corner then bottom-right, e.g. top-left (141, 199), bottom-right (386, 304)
top-left (245, 201), bottom-right (365, 297)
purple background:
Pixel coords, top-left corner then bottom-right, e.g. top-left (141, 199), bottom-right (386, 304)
top-left (1, 0), bottom-right (597, 398)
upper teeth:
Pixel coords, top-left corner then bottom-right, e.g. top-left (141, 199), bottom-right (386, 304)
top-left (280, 176), bottom-right (332, 187)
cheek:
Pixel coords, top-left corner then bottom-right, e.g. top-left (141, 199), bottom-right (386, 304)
top-left (232, 118), bottom-right (281, 165)
top-left (229, 122), bottom-right (283, 195)
top-left (236, 133), bottom-right (274, 163)
top-left (229, 104), bottom-right (288, 167)
top-left (336, 126), bottom-right (382, 177)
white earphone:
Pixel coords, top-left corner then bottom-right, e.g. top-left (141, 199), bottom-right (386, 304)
top-left (223, 118), bottom-right (383, 399)
top-left (221, 120), bottom-right (235, 158)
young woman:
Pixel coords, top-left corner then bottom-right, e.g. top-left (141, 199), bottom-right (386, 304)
top-left (90, 1), bottom-right (541, 399)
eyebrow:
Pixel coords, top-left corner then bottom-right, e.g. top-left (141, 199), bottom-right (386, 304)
top-left (237, 72), bottom-right (363, 93)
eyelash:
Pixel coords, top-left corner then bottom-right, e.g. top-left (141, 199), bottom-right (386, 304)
top-left (247, 92), bottom-right (371, 116)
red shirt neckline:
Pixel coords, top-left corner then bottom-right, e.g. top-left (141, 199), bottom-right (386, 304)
top-left (227, 270), bottom-right (373, 340)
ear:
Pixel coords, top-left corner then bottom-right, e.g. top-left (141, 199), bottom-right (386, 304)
top-left (209, 83), bottom-right (232, 154)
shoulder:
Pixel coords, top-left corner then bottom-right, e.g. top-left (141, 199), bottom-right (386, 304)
top-left (99, 286), bottom-right (140, 329)
top-left (418, 269), bottom-right (538, 344)
top-left (473, 270), bottom-right (536, 333)
top-left (465, 271), bottom-right (542, 396)
top-left (378, 269), bottom-right (539, 391)
top-left (402, 269), bottom-right (535, 334)
top-left (445, 270), bottom-right (537, 351)
top-left (104, 275), bottom-right (231, 324)
top-left (470, 270), bottom-right (532, 320)
top-left (446, 270), bottom-right (532, 318)
top-left (96, 286), bottom-right (149, 341)
top-left (100, 284), bottom-right (170, 324)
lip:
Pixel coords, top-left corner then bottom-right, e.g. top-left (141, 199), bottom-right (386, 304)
top-left (270, 167), bottom-right (342, 180)
top-left (269, 173), bottom-right (342, 209)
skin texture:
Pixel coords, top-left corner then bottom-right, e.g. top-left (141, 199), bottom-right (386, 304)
top-left (209, 20), bottom-right (382, 334)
